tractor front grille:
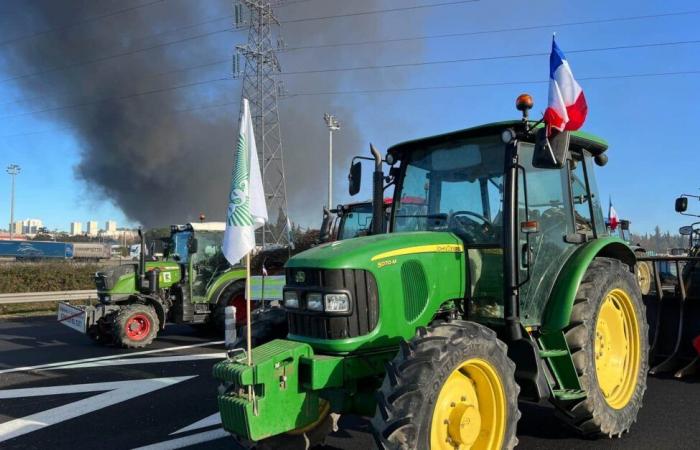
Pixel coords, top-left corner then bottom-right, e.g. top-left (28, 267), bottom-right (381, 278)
top-left (285, 268), bottom-right (379, 339)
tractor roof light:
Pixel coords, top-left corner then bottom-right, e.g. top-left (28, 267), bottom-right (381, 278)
top-left (516, 94), bottom-right (534, 120)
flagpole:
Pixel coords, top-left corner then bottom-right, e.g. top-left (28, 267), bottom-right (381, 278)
top-left (245, 251), bottom-right (253, 403)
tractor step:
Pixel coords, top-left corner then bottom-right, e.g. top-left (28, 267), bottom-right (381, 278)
top-left (552, 389), bottom-right (586, 401)
top-left (539, 349), bottom-right (568, 358)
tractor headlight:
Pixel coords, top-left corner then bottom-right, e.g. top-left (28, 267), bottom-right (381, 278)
top-left (283, 291), bottom-right (299, 309)
top-left (306, 292), bottom-right (324, 311)
top-left (324, 293), bottom-right (350, 313)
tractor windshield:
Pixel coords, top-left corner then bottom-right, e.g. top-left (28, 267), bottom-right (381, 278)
top-left (171, 230), bottom-right (192, 262)
top-left (393, 135), bottom-right (505, 245)
top-left (338, 204), bottom-right (373, 240)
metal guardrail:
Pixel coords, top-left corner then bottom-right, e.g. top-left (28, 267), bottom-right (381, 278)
top-left (0, 290), bottom-right (97, 305)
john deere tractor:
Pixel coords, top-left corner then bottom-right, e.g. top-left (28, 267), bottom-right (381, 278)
top-left (214, 96), bottom-right (648, 449)
top-left (65, 222), bottom-right (258, 348)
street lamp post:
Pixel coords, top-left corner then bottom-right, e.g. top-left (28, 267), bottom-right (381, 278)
top-left (323, 113), bottom-right (340, 209)
top-left (6, 164), bottom-right (20, 240)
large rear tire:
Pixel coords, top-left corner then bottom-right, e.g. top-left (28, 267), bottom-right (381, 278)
top-left (113, 303), bottom-right (159, 348)
top-left (372, 320), bottom-right (520, 450)
top-left (213, 281), bottom-right (249, 333)
top-left (553, 257), bottom-right (648, 437)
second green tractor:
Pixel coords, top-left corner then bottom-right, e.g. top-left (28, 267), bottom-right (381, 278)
top-left (214, 96), bottom-right (649, 449)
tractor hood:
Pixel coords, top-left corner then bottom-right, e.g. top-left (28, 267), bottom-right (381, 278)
top-left (287, 231), bottom-right (464, 270)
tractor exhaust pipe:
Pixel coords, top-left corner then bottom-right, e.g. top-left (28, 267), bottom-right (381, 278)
top-left (138, 227), bottom-right (146, 291)
top-left (370, 144), bottom-right (384, 235)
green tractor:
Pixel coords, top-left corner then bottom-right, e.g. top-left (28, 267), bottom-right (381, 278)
top-left (66, 222), bottom-right (262, 348)
top-left (214, 97), bottom-right (648, 449)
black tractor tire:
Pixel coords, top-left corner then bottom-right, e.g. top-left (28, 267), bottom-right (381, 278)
top-left (212, 281), bottom-right (247, 334)
top-left (372, 320), bottom-right (520, 450)
top-left (112, 303), bottom-right (159, 348)
top-left (553, 257), bottom-right (648, 437)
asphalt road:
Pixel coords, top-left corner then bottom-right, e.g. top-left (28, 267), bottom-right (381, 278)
top-left (1, 315), bottom-right (698, 449)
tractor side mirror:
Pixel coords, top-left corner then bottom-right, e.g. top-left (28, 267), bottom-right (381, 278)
top-left (533, 128), bottom-right (570, 169)
top-left (188, 238), bottom-right (198, 254)
top-left (620, 220), bottom-right (630, 231)
top-left (348, 161), bottom-right (362, 196)
top-left (675, 197), bottom-right (688, 213)
top-left (680, 226), bottom-right (693, 236)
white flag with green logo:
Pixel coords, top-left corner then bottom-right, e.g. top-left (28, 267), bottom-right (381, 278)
top-left (223, 98), bottom-right (268, 265)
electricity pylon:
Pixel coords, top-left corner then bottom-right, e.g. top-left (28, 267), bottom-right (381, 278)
top-left (234, 0), bottom-right (290, 247)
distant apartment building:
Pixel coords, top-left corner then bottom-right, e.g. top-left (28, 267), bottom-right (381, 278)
top-left (10, 221), bottom-right (23, 236)
top-left (22, 219), bottom-right (43, 235)
top-left (105, 220), bottom-right (117, 234)
top-left (70, 221), bottom-right (83, 235)
top-left (87, 220), bottom-right (99, 236)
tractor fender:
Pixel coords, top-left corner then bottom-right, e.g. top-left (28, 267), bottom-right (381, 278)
top-left (206, 269), bottom-right (247, 305)
top-left (541, 237), bottom-right (636, 333)
top-left (117, 294), bottom-right (168, 330)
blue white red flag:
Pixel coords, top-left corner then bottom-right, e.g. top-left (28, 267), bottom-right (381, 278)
top-left (544, 38), bottom-right (588, 134)
top-left (608, 198), bottom-right (619, 231)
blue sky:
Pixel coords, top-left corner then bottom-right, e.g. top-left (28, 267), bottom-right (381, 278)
top-left (0, 0), bottom-right (699, 234)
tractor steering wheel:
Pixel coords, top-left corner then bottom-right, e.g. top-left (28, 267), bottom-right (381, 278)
top-left (447, 211), bottom-right (494, 240)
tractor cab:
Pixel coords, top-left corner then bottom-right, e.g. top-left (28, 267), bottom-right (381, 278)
top-left (383, 113), bottom-right (611, 327)
top-left (168, 222), bottom-right (228, 301)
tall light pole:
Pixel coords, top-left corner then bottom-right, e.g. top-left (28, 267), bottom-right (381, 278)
top-left (6, 164), bottom-right (20, 240)
top-left (324, 113), bottom-right (340, 209)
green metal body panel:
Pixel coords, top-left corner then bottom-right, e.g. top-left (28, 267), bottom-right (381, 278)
top-left (203, 267), bottom-right (247, 304)
top-left (97, 261), bottom-right (182, 296)
top-left (287, 231), bottom-right (465, 353)
top-left (541, 236), bottom-right (636, 333)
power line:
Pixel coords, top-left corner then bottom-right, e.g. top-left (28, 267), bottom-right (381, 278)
top-left (0, 77), bottom-right (231, 120)
top-left (281, 38), bottom-right (700, 75)
top-left (3, 37), bottom-right (699, 119)
top-left (283, 9), bottom-right (700, 51)
top-left (2, 68), bottom-right (699, 139)
top-left (0, 58), bottom-right (229, 108)
top-left (280, 0), bottom-right (480, 24)
top-left (0, 0), bottom-right (165, 47)
top-left (0, 26), bottom-right (233, 85)
top-left (284, 69), bottom-right (700, 97)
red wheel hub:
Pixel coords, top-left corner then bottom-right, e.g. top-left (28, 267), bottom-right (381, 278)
top-left (694, 336), bottom-right (700, 356)
top-left (125, 313), bottom-right (151, 341)
top-left (227, 293), bottom-right (258, 324)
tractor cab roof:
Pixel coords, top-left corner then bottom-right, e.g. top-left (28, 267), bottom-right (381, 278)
top-left (387, 120), bottom-right (608, 159)
top-left (171, 222), bottom-right (226, 233)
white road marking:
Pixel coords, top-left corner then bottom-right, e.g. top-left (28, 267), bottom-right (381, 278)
top-left (171, 412), bottom-right (221, 435)
top-left (0, 376), bottom-right (196, 443)
top-left (43, 353), bottom-right (225, 370)
top-left (0, 340), bottom-right (224, 374)
top-left (133, 428), bottom-right (230, 450)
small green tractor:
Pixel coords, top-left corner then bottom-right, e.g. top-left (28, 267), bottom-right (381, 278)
top-left (59, 222), bottom-right (264, 348)
top-left (214, 97), bottom-right (649, 449)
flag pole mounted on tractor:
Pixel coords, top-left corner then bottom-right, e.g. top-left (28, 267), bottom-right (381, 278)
top-left (223, 98), bottom-right (269, 379)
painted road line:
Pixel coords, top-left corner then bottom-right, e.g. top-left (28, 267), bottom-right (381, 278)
top-left (0, 340), bottom-right (224, 374)
top-left (0, 376), bottom-right (196, 443)
top-left (171, 412), bottom-right (221, 435)
top-left (133, 428), bottom-right (230, 450)
top-left (48, 353), bottom-right (225, 370)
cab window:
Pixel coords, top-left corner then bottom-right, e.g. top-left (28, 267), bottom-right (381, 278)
top-left (570, 155), bottom-right (594, 235)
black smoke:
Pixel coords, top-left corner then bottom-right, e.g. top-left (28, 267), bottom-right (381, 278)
top-left (0, 0), bottom-right (424, 228)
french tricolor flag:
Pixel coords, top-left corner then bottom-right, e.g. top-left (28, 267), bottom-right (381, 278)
top-left (544, 38), bottom-right (588, 134)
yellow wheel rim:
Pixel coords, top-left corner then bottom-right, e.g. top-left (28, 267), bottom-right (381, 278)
top-left (594, 288), bottom-right (641, 409)
top-left (636, 263), bottom-right (651, 295)
top-left (430, 358), bottom-right (506, 449)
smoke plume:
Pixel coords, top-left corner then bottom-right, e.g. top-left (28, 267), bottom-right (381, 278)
top-left (0, 0), bottom-right (424, 228)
